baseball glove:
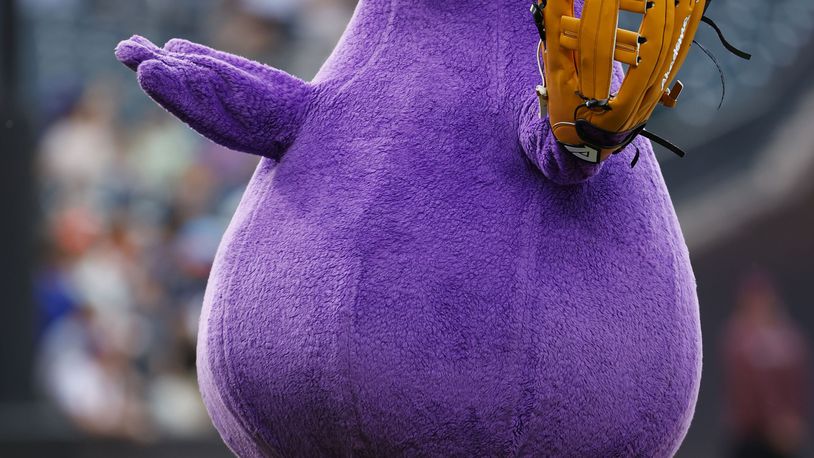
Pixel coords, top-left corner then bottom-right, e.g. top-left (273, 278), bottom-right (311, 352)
top-left (530, 0), bottom-right (750, 165)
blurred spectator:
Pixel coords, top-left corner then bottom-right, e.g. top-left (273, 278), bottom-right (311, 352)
top-left (723, 270), bottom-right (811, 458)
top-left (38, 81), bottom-right (120, 213)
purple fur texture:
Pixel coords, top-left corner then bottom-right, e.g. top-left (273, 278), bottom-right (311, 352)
top-left (116, 0), bottom-right (701, 456)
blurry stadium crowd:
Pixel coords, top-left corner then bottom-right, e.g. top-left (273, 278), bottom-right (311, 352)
top-left (27, 0), bottom-right (355, 440)
top-left (35, 84), bottom-right (254, 439)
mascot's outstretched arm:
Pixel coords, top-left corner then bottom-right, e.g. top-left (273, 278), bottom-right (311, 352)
top-left (115, 34), bottom-right (598, 186)
top-left (115, 35), bottom-right (311, 160)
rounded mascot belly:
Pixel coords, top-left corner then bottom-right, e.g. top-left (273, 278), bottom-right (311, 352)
top-left (197, 151), bottom-right (701, 457)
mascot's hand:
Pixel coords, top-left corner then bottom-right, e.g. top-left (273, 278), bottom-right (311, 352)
top-left (115, 35), bottom-right (311, 159)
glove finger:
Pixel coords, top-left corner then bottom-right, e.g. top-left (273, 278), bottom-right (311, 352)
top-left (542, 0), bottom-right (583, 147)
top-left (633, 0), bottom-right (706, 123)
top-left (604, 0), bottom-right (675, 131)
top-left (576, 0), bottom-right (619, 102)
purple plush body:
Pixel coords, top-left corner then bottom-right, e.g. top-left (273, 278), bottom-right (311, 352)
top-left (115, 0), bottom-right (701, 456)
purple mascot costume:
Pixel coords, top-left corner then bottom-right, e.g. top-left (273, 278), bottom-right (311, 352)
top-left (116, 0), bottom-right (701, 456)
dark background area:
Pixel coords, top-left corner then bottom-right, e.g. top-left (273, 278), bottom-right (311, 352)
top-left (0, 0), bottom-right (35, 409)
top-left (679, 184), bottom-right (814, 457)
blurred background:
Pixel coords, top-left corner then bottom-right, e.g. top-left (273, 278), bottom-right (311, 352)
top-left (0, 0), bottom-right (811, 457)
